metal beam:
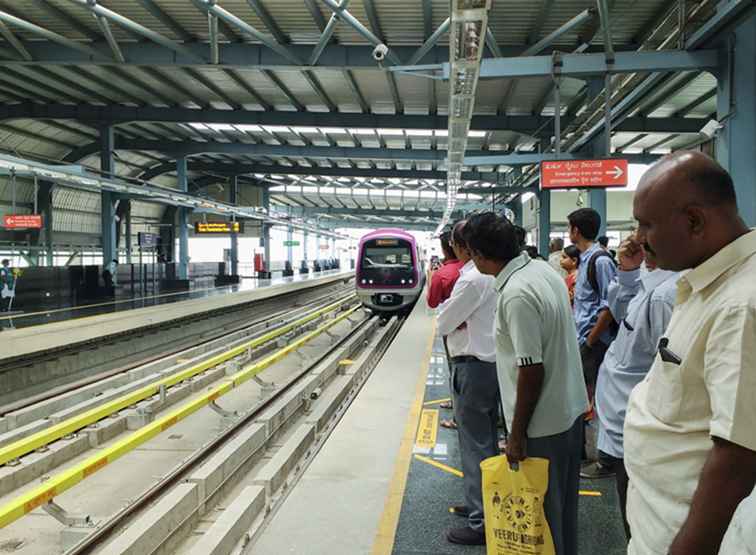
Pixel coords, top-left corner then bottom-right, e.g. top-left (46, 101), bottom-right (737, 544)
top-left (208, 12), bottom-right (219, 65)
top-left (202, 2), bottom-right (301, 65)
top-left (361, 0), bottom-right (385, 42)
top-left (636, 71), bottom-right (699, 116)
top-left (528, 0), bottom-right (556, 44)
top-left (342, 70), bottom-right (369, 112)
top-left (138, 0), bottom-right (194, 42)
top-left (310, 0), bottom-right (349, 66)
top-left (675, 87), bottom-right (716, 117)
top-left (223, 69), bottom-right (271, 110)
top-left (0, 9), bottom-right (103, 59)
top-left (0, 102), bottom-right (707, 134)
top-left (246, 0), bottom-right (289, 45)
top-left (423, 0), bottom-right (433, 39)
top-left (69, 137), bottom-right (661, 166)
top-left (409, 18), bottom-right (450, 65)
top-left (485, 27), bottom-right (503, 58)
top-left (262, 69), bottom-right (305, 111)
top-left (144, 161), bottom-right (508, 183)
top-left (68, 0), bottom-right (203, 63)
top-left (184, 68), bottom-right (242, 109)
top-left (93, 14), bottom-right (125, 63)
top-left (475, 49), bottom-right (719, 79)
top-left (301, 70), bottom-right (337, 111)
top-left (32, 0), bottom-right (101, 41)
top-left (319, 0), bottom-right (402, 65)
top-left (386, 72), bottom-right (403, 113)
top-left (0, 20), bottom-right (32, 61)
top-left (685, 0), bottom-right (756, 49)
top-left (596, 0), bottom-right (614, 62)
top-left (303, 0), bottom-right (327, 33)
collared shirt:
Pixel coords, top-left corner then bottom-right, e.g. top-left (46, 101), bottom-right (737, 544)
top-left (719, 487), bottom-right (756, 554)
top-left (573, 243), bottom-right (617, 345)
top-left (437, 260), bottom-right (496, 362)
top-left (548, 251), bottom-right (567, 278)
top-left (494, 252), bottom-right (589, 438)
top-left (625, 229), bottom-right (756, 555)
top-left (426, 259), bottom-right (465, 308)
top-left (595, 267), bottom-right (679, 458)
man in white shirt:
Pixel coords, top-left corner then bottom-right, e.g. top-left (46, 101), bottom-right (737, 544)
top-left (626, 151), bottom-right (756, 555)
top-left (465, 212), bottom-right (589, 555)
top-left (437, 220), bottom-right (499, 546)
top-left (548, 237), bottom-right (567, 278)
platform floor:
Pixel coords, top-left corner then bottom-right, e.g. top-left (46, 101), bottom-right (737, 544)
top-left (250, 297), bottom-right (628, 555)
top-left (0, 270), bottom-right (345, 330)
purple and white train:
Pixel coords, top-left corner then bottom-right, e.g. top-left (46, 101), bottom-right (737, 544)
top-left (355, 228), bottom-right (425, 313)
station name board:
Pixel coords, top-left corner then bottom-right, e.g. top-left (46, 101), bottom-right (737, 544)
top-left (194, 221), bottom-right (243, 234)
top-left (540, 159), bottom-right (629, 190)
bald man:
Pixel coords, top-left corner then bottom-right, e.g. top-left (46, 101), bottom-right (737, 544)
top-left (624, 151), bottom-right (756, 555)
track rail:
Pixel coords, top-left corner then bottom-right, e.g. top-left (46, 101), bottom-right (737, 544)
top-left (0, 294), bottom-right (354, 467)
top-left (0, 300), bottom-right (361, 529)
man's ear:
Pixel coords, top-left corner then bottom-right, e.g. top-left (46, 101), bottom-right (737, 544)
top-left (685, 204), bottom-right (707, 237)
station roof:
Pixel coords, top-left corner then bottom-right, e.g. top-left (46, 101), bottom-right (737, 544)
top-left (0, 0), bottom-right (725, 233)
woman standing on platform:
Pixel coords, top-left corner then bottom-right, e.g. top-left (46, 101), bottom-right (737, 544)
top-left (561, 245), bottom-right (581, 305)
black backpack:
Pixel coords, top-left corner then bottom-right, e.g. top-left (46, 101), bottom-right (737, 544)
top-left (586, 249), bottom-right (620, 335)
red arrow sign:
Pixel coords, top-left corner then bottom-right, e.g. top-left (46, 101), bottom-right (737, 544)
top-left (540, 159), bottom-right (629, 190)
top-left (3, 214), bottom-right (43, 229)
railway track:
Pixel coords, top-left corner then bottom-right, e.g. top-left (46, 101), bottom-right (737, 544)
top-left (0, 295), bottom-right (402, 555)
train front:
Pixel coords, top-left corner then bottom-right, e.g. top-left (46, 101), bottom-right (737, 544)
top-left (355, 231), bottom-right (423, 313)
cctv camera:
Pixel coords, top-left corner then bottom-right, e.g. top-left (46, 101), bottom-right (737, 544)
top-left (372, 43), bottom-right (389, 62)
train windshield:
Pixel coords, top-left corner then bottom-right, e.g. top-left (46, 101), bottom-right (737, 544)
top-left (361, 240), bottom-right (413, 269)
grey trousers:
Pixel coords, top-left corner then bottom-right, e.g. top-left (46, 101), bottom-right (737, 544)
top-left (528, 416), bottom-right (584, 555)
top-left (450, 358), bottom-right (500, 531)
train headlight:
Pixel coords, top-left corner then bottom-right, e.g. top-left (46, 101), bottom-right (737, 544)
top-left (361, 279), bottom-right (366, 284)
top-left (408, 278), bottom-right (413, 284)
top-left (369, 279), bottom-right (373, 284)
top-left (401, 279), bottom-right (406, 284)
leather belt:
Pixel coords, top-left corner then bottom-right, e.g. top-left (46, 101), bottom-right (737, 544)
top-left (450, 355), bottom-right (481, 364)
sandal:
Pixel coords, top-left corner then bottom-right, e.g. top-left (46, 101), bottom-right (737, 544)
top-left (440, 418), bottom-right (457, 430)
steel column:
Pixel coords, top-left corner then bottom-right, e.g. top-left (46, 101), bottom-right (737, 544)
top-left (100, 125), bottom-right (117, 265)
top-left (538, 189), bottom-right (551, 256)
top-left (37, 180), bottom-right (54, 266)
top-left (176, 156), bottom-right (189, 279)
top-left (124, 200), bottom-right (132, 264)
top-left (262, 186), bottom-right (271, 270)
top-left (716, 14), bottom-right (756, 225)
top-left (584, 79), bottom-right (608, 236)
top-left (229, 175), bottom-right (239, 275)
top-left (286, 223), bottom-right (293, 265)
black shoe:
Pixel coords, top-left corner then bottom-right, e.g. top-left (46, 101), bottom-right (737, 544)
top-left (580, 461), bottom-right (615, 479)
top-left (448, 505), bottom-right (470, 518)
top-left (446, 526), bottom-right (486, 545)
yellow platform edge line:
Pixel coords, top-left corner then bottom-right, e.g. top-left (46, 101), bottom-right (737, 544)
top-left (413, 454), bottom-right (464, 478)
top-left (579, 490), bottom-right (602, 497)
top-left (0, 305), bottom-right (360, 529)
top-left (0, 295), bottom-right (354, 467)
top-left (371, 319), bottom-right (436, 555)
top-left (423, 397), bottom-right (451, 406)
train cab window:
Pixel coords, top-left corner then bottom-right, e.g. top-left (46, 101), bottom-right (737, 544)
top-left (359, 238), bottom-right (416, 287)
top-left (361, 245), bottom-right (413, 269)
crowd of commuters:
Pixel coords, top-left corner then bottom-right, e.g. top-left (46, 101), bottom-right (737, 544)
top-left (425, 151), bottom-right (756, 555)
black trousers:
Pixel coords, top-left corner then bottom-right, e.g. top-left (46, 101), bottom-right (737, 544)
top-left (600, 452), bottom-right (631, 540)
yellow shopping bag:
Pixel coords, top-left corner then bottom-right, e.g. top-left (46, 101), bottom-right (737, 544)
top-left (481, 455), bottom-right (555, 555)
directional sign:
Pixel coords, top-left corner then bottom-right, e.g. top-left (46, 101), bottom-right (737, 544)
top-left (540, 159), bottom-right (629, 190)
top-left (194, 221), bottom-right (243, 234)
top-left (283, 240), bottom-right (300, 247)
top-left (3, 214), bottom-right (42, 229)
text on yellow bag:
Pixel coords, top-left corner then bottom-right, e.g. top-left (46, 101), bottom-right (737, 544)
top-left (481, 455), bottom-right (555, 555)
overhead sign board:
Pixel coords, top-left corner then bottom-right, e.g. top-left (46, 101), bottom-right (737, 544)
top-left (283, 240), bottom-right (300, 247)
top-left (3, 214), bottom-right (42, 229)
top-left (540, 159), bottom-right (629, 190)
top-left (138, 232), bottom-right (159, 248)
top-left (194, 221), bottom-right (243, 234)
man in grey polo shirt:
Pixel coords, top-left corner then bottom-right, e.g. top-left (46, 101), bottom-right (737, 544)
top-left (465, 212), bottom-right (589, 555)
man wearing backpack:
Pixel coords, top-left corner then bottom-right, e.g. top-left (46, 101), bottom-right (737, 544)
top-left (567, 208), bottom-right (617, 478)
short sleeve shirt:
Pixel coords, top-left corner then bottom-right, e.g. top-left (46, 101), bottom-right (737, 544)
top-left (494, 253), bottom-right (589, 438)
top-left (624, 229), bottom-right (756, 555)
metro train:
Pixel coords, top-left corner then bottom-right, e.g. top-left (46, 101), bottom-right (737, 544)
top-left (355, 228), bottom-right (426, 314)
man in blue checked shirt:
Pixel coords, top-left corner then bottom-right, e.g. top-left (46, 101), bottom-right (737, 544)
top-left (587, 232), bottom-right (679, 539)
top-left (567, 208), bottom-right (617, 476)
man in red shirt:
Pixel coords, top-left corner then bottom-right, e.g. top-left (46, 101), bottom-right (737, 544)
top-left (427, 230), bottom-right (465, 308)
top-left (427, 229), bottom-right (465, 429)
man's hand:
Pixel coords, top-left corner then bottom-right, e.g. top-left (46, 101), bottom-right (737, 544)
top-left (506, 434), bottom-right (527, 468)
top-left (618, 234), bottom-right (644, 271)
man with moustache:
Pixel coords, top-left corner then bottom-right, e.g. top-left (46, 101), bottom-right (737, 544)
top-left (625, 151), bottom-right (756, 555)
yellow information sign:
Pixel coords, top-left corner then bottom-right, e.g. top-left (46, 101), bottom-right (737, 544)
top-left (415, 409), bottom-right (439, 450)
top-left (194, 221), bottom-right (242, 234)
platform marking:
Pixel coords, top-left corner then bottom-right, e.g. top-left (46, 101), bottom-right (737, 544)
top-left (413, 454), bottom-right (464, 478)
top-left (579, 490), bottom-right (602, 497)
top-left (423, 397), bottom-right (451, 407)
top-left (371, 319), bottom-right (436, 555)
top-left (415, 409), bottom-right (438, 450)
